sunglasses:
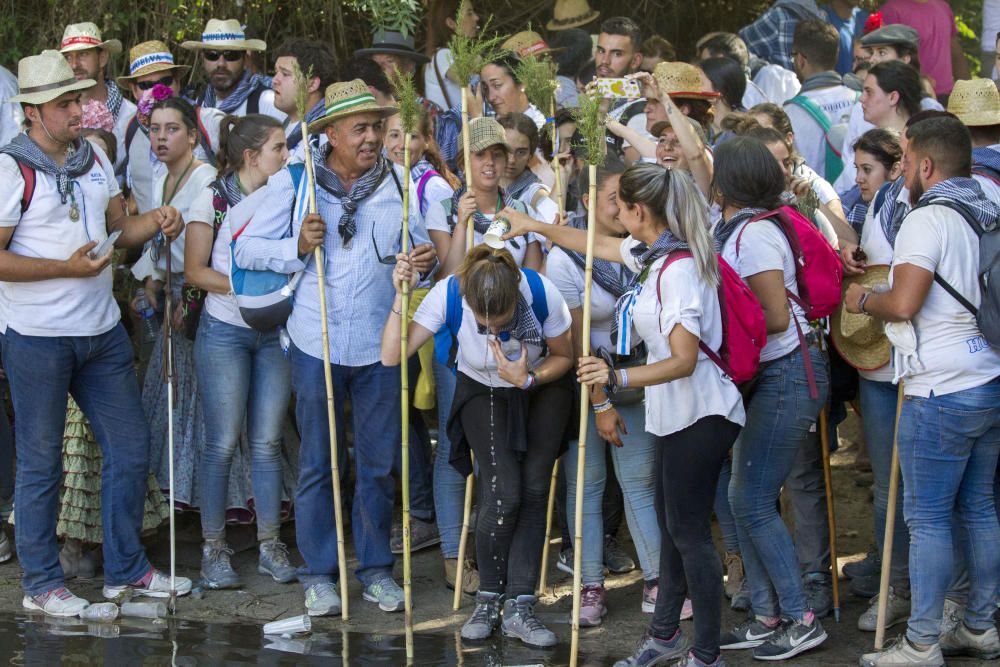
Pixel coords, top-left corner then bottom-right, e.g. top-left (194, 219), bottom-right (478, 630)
top-left (136, 75), bottom-right (174, 91)
top-left (203, 50), bottom-right (244, 62)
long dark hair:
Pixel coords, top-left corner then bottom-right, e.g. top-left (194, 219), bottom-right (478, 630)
top-left (699, 57), bottom-right (746, 111)
top-left (868, 61), bottom-right (922, 119)
top-left (712, 136), bottom-right (785, 210)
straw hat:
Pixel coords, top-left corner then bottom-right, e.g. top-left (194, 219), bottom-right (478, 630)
top-left (308, 79), bottom-right (399, 134)
top-left (547, 0), bottom-right (600, 31)
top-left (467, 117), bottom-right (512, 153)
top-left (502, 31), bottom-right (563, 58)
top-left (117, 41), bottom-right (189, 85)
top-left (653, 62), bottom-right (720, 100)
top-left (354, 30), bottom-right (430, 64)
top-left (59, 22), bottom-right (122, 55)
top-left (181, 19), bottom-right (266, 52)
top-left (830, 265), bottom-right (892, 371)
top-left (947, 78), bottom-right (1000, 127)
top-left (10, 50), bottom-right (96, 105)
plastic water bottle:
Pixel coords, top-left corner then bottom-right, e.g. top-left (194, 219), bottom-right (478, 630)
top-left (279, 327), bottom-right (291, 357)
top-left (79, 602), bottom-right (119, 622)
top-left (134, 288), bottom-right (158, 345)
top-left (121, 601), bottom-right (167, 619)
top-left (497, 331), bottom-right (522, 361)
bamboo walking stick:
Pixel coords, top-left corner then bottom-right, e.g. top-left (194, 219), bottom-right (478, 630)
top-left (295, 65), bottom-right (349, 618)
top-left (165, 239), bottom-right (177, 614)
top-left (461, 85), bottom-right (474, 250)
top-left (818, 407), bottom-right (841, 622)
top-left (551, 97), bottom-right (565, 219)
top-left (875, 381), bottom-right (905, 650)
top-left (536, 459), bottom-right (560, 596)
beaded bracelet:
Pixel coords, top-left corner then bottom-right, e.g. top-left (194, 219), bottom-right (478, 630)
top-left (592, 399), bottom-right (613, 414)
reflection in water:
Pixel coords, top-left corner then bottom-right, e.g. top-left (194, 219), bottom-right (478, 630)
top-left (0, 614), bottom-right (592, 665)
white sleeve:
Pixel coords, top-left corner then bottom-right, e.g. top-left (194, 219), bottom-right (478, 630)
top-left (619, 237), bottom-right (643, 274)
top-left (425, 195), bottom-right (452, 234)
top-left (892, 208), bottom-right (942, 274)
top-left (0, 154), bottom-right (24, 227)
top-left (544, 248), bottom-right (584, 310)
top-left (656, 260), bottom-right (705, 340)
top-left (734, 222), bottom-right (788, 278)
top-left (539, 274), bottom-right (572, 338)
top-left (412, 279), bottom-right (449, 333)
top-left (187, 186), bottom-right (215, 226)
top-left (423, 175), bottom-right (455, 211)
top-left (258, 90), bottom-right (288, 123)
top-left (532, 195), bottom-right (560, 225)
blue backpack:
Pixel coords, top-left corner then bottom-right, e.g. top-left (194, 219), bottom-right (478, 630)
top-left (433, 268), bottom-right (549, 372)
top-left (229, 163), bottom-right (306, 332)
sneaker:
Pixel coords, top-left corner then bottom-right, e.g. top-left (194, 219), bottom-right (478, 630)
top-left (200, 540), bottom-right (241, 590)
top-left (604, 535), bottom-right (636, 574)
top-left (390, 517), bottom-right (441, 555)
top-left (444, 558), bottom-right (479, 596)
top-left (579, 583), bottom-right (607, 627)
top-left (258, 539), bottom-right (297, 584)
top-left (642, 581), bottom-right (658, 614)
top-left (939, 598), bottom-right (963, 636)
top-left (103, 567), bottom-right (192, 600)
top-left (501, 594), bottom-right (557, 648)
top-left (723, 552), bottom-right (744, 599)
top-left (851, 574), bottom-right (880, 599)
top-left (22, 587), bottom-right (89, 617)
top-left (720, 616), bottom-right (781, 650)
top-left (752, 615), bottom-right (827, 661)
top-left (613, 630), bottom-right (691, 666)
top-left (362, 576), bottom-right (405, 612)
top-left (939, 622), bottom-right (1000, 660)
top-left (859, 636), bottom-right (945, 667)
top-left (0, 530), bottom-right (11, 564)
top-left (460, 591), bottom-right (502, 641)
top-left (556, 547), bottom-right (574, 576)
top-left (681, 598), bottom-right (694, 621)
top-left (803, 573), bottom-right (833, 619)
top-left (858, 587), bottom-right (910, 632)
top-left (304, 582), bottom-right (341, 617)
top-left (730, 577), bottom-right (751, 612)
top-left (844, 549), bottom-right (881, 580)
top-left (0, 497), bottom-right (11, 522)
top-left (676, 651), bottom-right (726, 667)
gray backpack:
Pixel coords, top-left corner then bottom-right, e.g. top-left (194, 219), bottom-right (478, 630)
top-left (919, 199), bottom-right (1000, 347)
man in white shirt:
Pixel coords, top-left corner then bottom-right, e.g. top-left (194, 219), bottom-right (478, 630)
top-left (784, 20), bottom-right (859, 181)
top-left (0, 50), bottom-right (189, 618)
top-left (849, 116), bottom-right (1000, 667)
top-left (180, 19), bottom-right (285, 122)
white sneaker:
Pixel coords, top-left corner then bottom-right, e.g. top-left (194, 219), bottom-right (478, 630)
top-left (22, 587), bottom-right (90, 617)
top-left (858, 587), bottom-right (910, 632)
top-left (940, 622), bottom-right (1000, 660)
top-left (859, 636), bottom-right (944, 667)
top-left (103, 568), bottom-right (192, 599)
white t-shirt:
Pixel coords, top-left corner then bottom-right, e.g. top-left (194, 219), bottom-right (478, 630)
top-left (857, 202), bottom-right (896, 383)
top-left (720, 218), bottom-right (809, 362)
top-left (424, 48), bottom-right (461, 111)
top-left (785, 85), bottom-right (857, 180)
top-left (891, 204), bottom-right (1000, 397)
top-left (425, 199), bottom-right (539, 266)
top-left (0, 145), bottom-right (121, 336)
top-left (544, 246), bottom-right (623, 353)
top-left (215, 88), bottom-right (287, 123)
top-left (417, 171), bottom-right (456, 217)
top-left (412, 271), bottom-right (572, 387)
top-left (793, 162), bottom-right (839, 205)
top-left (516, 182), bottom-right (559, 226)
top-left (186, 185), bottom-right (246, 328)
top-left (743, 78), bottom-right (770, 110)
top-left (620, 239), bottom-right (745, 436)
top-left (753, 64), bottom-right (801, 105)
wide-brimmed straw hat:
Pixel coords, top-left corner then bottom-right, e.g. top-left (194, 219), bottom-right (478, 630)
top-left (468, 117), bottom-right (512, 153)
top-left (502, 31), bottom-right (563, 58)
top-left (117, 41), bottom-right (189, 85)
top-left (10, 50), bottom-right (95, 105)
top-left (830, 265), bottom-right (892, 371)
top-left (654, 62), bottom-right (720, 100)
top-left (947, 78), bottom-right (1000, 127)
top-left (547, 0), bottom-right (600, 31)
top-left (308, 79), bottom-right (399, 134)
top-left (354, 30), bottom-right (429, 64)
top-left (181, 19), bottom-right (266, 52)
top-left (59, 22), bottom-right (122, 55)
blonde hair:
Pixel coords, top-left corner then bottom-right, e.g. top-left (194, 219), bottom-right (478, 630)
top-left (455, 245), bottom-right (521, 319)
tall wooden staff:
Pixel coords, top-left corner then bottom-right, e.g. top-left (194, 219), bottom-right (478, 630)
top-left (164, 239), bottom-right (177, 614)
top-left (294, 64), bottom-right (349, 619)
top-left (818, 407), bottom-right (841, 622)
top-left (570, 92), bottom-right (604, 667)
top-left (875, 382), bottom-right (905, 649)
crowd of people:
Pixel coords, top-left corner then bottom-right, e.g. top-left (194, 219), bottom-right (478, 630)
top-left (0, 0), bottom-right (998, 665)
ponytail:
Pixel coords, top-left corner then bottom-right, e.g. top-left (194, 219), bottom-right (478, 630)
top-left (217, 113), bottom-right (284, 175)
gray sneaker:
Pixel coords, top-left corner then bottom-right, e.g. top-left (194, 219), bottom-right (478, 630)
top-left (676, 652), bottom-right (725, 666)
top-left (390, 517), bottom-right (441, 554)
top-left (939, 622), bottom-right (1000, 660)
top-left (363, 576), bottom-right (405, 612)
top-left (258, 539), bottom-right (297, 583)
top-left (604, 535), bottom-right (636, 574)
top-left (0, 530), bottom-right (11, 563)
top-left (200, 540), bottom-right (240, 590)
top-left (859, 636), bottom-right (944, 667)
top-left (939, 598), bottom-right (963, 636)
top-left (613, 630), bottom-right (691, 666)
top-left (803, 573), bottom-right (832, 619)
top-left (858, 587), bottom-right (910, 632)
top-left (502, 594), bottom-right (557, 648)
top-left (304, 582), bottom-right (341, 617)
top-left (460, 591), bottom-right (502, 641)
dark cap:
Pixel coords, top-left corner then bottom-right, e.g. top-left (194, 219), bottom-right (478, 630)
top-left (354, 30), bottom-right (429, 64)
top-left (860, 24), bottom-right (919, 50)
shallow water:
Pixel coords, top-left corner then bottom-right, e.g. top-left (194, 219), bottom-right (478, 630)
top-left (0, 613), bottom-right (585, 665)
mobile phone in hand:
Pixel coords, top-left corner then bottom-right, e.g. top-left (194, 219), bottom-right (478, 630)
top-left (594, 78), bottom-right (641, 99)
top-left (89, 229), bottom-right (122, 260)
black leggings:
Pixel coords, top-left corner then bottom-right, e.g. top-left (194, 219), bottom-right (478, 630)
top-left (460, 382), bottom-right (572, 596)
top-left (650, 415), bottom-right (741, 664)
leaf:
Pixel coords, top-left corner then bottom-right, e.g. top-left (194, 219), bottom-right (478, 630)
top-left (389, 68), bottom-right (420, 135)
top-left (573, 92), bottom-right (606, 168)
top-left (514, 55), bottom-right (558, 115)
top-left (448, 0), bottom-right (509, 87)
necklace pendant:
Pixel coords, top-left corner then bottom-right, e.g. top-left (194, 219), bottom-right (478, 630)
top-left (69, 203), bottom-right (80, 222)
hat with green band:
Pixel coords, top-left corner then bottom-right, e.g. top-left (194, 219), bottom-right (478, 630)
top-left (307, 79), bottom-right (399, 134)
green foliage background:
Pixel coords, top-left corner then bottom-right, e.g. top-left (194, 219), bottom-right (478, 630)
top-left (1, 0), bottom-right (989, 77)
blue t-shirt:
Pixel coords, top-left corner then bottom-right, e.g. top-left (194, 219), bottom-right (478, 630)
top-left (821, 5), bottom-right (870, 75)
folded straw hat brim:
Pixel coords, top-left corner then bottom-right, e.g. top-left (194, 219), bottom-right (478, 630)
top-left (830, 265), bottom-right (892, 371)
top-left (60, 39), bottom-right (122, 55)
top-left (11, 77), bottom-right (96, 105)
top-left (181, 39), bottom-right (267, 52)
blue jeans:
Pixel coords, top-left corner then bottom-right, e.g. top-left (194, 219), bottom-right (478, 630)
top-left (432, 359), bottom-right (466, 558)
top-left (897, 378), bottom-right (1000, 645)
top-left (290, 345), bottom-right (399, 587)
top-left (729, 346), bottom-right (829, 619)
top-left (563, 399), bottom-right (661, 584)
top-left (194, 313), bottom-right (291, 541)
top-left (714, 457), bottom-right (739, 553)
top-left (395, 355), bottom-right (434, 522)
top-left (860, 378), bottom-right (909, 590)
top-left (2, 324), bottom-right (151, 595)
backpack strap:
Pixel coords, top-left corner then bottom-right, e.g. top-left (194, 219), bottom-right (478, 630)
top-left (195, 107), bottom-right (216, 167)
top-left (432, 52), bottom-right (454, 110)
top-left (522, 268), bottom-right (548, 325)
top-left (416, 169), bottom-right (439, 216)
top-left (657, 250), bottom-right (726, 371)
top-left (786, 95), bottom-right (844, 180)
top-left (15, 159), bottom-right (35, 215)
top-left (246, 87), bottom-right (263, 115)
top-left (445, 275), bottom-right (463, 338)
top-left (125, 115), bottom-right (140, 153)
top-left (914, 199), bottom-right (983, 317)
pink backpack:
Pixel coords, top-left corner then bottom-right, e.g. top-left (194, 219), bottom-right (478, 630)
top-left (658, 251), bottom-right (767, 385)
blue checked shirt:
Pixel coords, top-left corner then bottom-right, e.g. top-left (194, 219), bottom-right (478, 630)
top-left (740, 0), bottom-right (820, 71)
top-left (232, 163), bottom-right (432, 366)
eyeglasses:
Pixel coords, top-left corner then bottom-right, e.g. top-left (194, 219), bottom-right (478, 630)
top-left (136, 75), bottom-right (174, 91)
top-left (203, 50), bottom-right (244, 62)
top-left (372, 222), bottom-right (416, 265)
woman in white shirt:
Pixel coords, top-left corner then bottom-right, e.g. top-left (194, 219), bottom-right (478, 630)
top-left (422, 0), bottom-right (479, 111)
top-left (381, 245), bottom-right (574, 648)
top-left (183, 113), bottom-right (297, 590)
top-left (501, 164), bottom-right (745, 667)
top-left (473, 55), bottom-right (547, 129)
